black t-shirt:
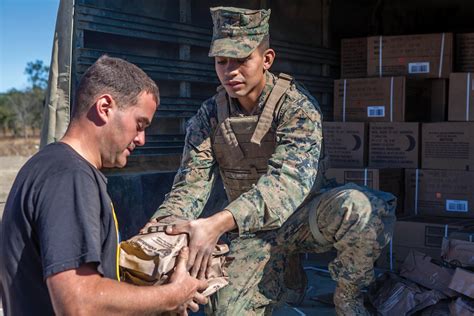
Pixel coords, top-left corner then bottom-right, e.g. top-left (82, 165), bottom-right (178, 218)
top-left (0, 142), bottom-right (119, 316)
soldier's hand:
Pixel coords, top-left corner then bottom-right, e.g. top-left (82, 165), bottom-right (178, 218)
top-left (166, 218), bottom-right (219, 279)
top-left (168, 247), bottom-right (208, 312)
top-left (166, 210), bottom-right (236, 279)
top-left (138, 218), bottom-right (158, 234)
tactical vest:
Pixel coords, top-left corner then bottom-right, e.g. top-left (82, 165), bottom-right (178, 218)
top-left (212, 73), bottom-right (294, 202)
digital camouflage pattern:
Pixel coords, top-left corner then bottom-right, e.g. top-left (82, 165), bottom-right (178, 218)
top-left (206, 183), bottom-right (396, 315)
top-left (208, 7), bottom-right (270, 58)
top-left (153, 6), bottom-right (397, 315)
top-left (153, 70), bottom-right (396, 314)
top-left (154, 71), bottom-right (324, 235)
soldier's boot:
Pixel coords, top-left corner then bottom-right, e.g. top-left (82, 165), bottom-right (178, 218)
top-left (282, 253), bottom-right (307, 305)
top-left (333, 282), bottom-right (369, 316)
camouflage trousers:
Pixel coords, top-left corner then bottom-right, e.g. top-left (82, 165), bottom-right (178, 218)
top-left (207, 183), bottom-right (396, 315)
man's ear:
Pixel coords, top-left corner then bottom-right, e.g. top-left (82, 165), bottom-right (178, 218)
top-left (94, 94), bottom-right (114, 123)
top-left (263, 48), bottom-right (275, 70)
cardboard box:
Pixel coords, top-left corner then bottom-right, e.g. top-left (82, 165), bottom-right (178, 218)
top-left (421, 123), bottom-right (474, 170)
top-left (449, 268), bottom-right (474, 299)
top-left (449, 229), bottom-right (474, 242)
top-left (455, 33), bottom-right (474, 72)
top-left (400, 250), bottom-right (457, 297)
top-left (341, 37), bottom-right (367, 78)
top-left (369, 122), bottom-right (419, 168)
top-left (377, 216), bottom-right (474, 270)
top-left (367, 33), bottom-right (453, 79)
top-left (406, 79), bottom-right (448, 122)
top-left (333, 77), bottom-right (406, 122)
top-left (448, 73), bottom-right (474, 121)
top-left (430, 79), bottom-right (449, 122)
top-left (323, 122), bottom-right (367, 168)
top-left (441, 237), bottom-right (474, 268)
top-left (405, 169), bottom-right (474, 218)
top-left (325, 168), bottom-right (404, 214)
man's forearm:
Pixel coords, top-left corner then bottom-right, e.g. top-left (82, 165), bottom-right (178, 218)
top-left (47, 264), bottom-right (196, 315)
top-left (85, 276), bottom-right (189, 314)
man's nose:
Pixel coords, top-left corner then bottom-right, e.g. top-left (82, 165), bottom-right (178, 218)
top-left (134, 130), bottom-right (146, 146)
top-left (225, 60), bottom-right (240, 76)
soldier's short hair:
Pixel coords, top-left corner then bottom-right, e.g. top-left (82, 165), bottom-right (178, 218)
top-left (73, 55), bottom-right (159, 117)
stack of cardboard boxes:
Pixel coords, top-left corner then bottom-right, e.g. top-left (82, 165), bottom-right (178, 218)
top-left (325, 32), bottom-right (474, 271)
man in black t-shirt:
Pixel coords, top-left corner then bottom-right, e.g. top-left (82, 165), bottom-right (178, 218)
top-left (0, 56), bottom-right (207, 316)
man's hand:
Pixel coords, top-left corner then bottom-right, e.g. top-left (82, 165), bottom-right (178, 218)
top-left (166, 211), bottom-right (236, 279)
top-left (169, 247), bottom-right (208, 315)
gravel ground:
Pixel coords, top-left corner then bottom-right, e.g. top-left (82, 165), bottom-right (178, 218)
top-left (0, 156), bottom-right (31, 314)
top-left (0, 156), bottom-right (30, 217)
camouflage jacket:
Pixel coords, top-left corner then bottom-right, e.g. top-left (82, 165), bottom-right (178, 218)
top-left (153, 71), bottom-right (324, 235)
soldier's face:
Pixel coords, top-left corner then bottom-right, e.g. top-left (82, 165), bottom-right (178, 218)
top-left (215, 48), bottom-right (274, 100)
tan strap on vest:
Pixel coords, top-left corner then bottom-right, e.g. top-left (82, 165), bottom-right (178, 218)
top-left (216, 86), bottom-right (229, 125)
top-left (250, 73), bottom-right (293, 145)
top-left (215, 86), bottom-right (245, 160)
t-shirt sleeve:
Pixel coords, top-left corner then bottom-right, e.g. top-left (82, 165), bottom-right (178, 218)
top-left (35, 169), bottom-right (104, 279)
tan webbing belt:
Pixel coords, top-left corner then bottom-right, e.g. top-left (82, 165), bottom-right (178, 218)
top-left (250, 73), bottom-right (293, 145)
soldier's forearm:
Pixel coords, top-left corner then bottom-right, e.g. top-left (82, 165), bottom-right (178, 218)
top-left (211, 210), bottom-right (237, 234)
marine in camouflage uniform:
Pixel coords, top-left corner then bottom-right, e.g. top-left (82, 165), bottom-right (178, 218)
top-left (152, 6), bottom-right (396, 315)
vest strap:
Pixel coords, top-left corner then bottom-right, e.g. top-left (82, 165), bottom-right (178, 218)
top-left (216, 86), bottom-right (229, 125)
top-left (215, 87), bottom-right (245, 160)
top-left (250, 73), bottom-right (293, 145)
top-left (220, 118), bottom-right (245, 161)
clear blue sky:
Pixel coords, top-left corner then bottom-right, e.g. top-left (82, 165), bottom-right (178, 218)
top-left (0, 0), bottom-right (60, 92)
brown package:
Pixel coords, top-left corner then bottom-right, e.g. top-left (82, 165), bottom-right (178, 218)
top-left (119, 215), bottom-right (231, 296)
top-left (367, 33), bottom-right (453, 79)
top-left (441, 238), bottom-right (474, 268)
top-left (421, 122), bottom-right (474, 171)
top-left (419, 301), bottom-right (451, 316)
top-left (448, 268), bottom-right (474, 299)
top-left (405, 169), bottom-right (474, 218)
top-left (456, 33), bottom-right (474, 72)
top-left (333, 77), bottom-right (406, 122)
top-left (341, 37), bottom-right (367, 78)
top-left (323, 122), bottom-right (367, 168)
top-left (449, 297), bottom-right (474, 316)
top-left (448, 73), bottom-right (474, 121)
top-left (377, 216), bottom-right (474, 271)
top-left (368, 272), bottom-right (447, 316)
top-left (400, 250), bottom-right (457, 297)
top-left (369, 122), bottom-right (419, 169)
top-left (325, 168), bottom-right (403, 215)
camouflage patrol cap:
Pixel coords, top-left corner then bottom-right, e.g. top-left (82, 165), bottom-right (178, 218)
top-left (208, 7), bottom-right (270, 58)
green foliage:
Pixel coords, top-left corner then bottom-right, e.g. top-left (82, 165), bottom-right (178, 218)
top-left (0, 93), bottom-right (16, 133)
top-left (25, 60), bottom-right (50, 90)
top-left (0, 60), bottom-right (49, 137)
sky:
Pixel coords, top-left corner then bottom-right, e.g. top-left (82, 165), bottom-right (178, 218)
top-left (0, 0), bottom-right (60, 93)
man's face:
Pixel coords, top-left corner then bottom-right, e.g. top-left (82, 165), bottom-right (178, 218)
top-left (214, 48), bottom-right (267, 100)
top-left (103, 92), bottom-right (157, 168)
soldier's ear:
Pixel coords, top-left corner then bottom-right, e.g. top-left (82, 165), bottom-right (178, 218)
top-left (263, 48), bottom-right (275, 70)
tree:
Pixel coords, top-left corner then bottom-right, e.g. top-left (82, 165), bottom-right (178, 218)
top-left (24, 60), bottom-right (50, 90)
top-left (0, 93), bottom-right (15, 135)
top-left (5, 88), bottom-right (41, 138)
top-left (0, 61), bottom-right (50, 138)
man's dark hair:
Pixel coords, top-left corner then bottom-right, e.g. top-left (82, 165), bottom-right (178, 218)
top-left (73, 55), bottom-right (159, 117)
